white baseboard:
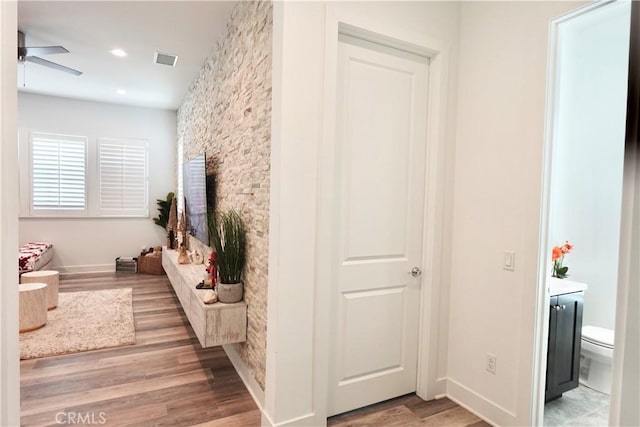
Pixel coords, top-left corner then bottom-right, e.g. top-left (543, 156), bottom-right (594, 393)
top-left (433, 377), bottom-right (448, 398)
top-left (222, 344), bottom-right (266, 414)
top-left (417, 376), bottom-right (448, 402)
top-left (221, 350), bottom-right (520, 427)
top-left (261, 411), bottom-right (322, 427)
top-left (221, 346), bottom-right (323, 427)
top-left (446, 377), bottom-right (516, 426)
top-left (55, 264), bottom-right (114, 274)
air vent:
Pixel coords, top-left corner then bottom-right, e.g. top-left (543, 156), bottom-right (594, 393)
top-left (154, 52), bottom-right (178, 67)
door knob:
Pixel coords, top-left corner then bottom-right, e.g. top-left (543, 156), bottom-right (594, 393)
top-left (410, 267), bottom-right (422, 277)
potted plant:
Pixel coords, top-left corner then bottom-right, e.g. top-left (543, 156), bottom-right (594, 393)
top-left (208, 209), bottom-right (246, 303)
top-left (153, 192), bottom-right (174, 229)
top-left (551, 241), bottom-right (573, 279)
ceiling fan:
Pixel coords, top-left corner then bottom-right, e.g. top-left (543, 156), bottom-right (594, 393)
top-left (17, 31), bottom-right (82, 76)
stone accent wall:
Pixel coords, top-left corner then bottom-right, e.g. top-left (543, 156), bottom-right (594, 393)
top-left (177, 0), bottom-right (271, 390)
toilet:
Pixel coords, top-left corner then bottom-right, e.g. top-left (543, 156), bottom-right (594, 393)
top-left (580, 325), bottom-right (614, 394)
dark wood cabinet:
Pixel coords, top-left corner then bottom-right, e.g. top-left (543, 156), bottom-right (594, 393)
top-left (545, 292), bottom-right (584, 402)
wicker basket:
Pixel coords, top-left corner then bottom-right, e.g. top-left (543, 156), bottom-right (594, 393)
top-left (137, 253), bottom-right (165, 275)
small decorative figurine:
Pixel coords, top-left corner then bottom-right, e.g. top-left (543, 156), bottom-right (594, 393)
top-left (167, 230), bottom-right (174, 250)
top-left (178, 244), bottom-right (190, 264)
top-left (206, 251), bottom-right (218, 288)
top-left (202, 290), bottom-right (217, 304)
top-left (189, 249), bottom-right (204, 265)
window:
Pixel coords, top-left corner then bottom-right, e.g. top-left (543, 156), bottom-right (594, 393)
top-left (98, 138), bottom-right (149, 216)
top-left (30, 132), bottom-right (87, 215)
top-left (177, 136), bottom-right (184, 216)
top-left (23, 131), bottom-right (150, 218)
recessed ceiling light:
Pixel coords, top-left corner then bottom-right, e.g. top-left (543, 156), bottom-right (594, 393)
top-left (110, 49), bottom-right (127, 57)
top-left (116, 89), bottom-right (126, 95)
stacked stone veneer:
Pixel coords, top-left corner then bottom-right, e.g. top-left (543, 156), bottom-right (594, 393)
top-left (177, 1), bottom-right (272, 390)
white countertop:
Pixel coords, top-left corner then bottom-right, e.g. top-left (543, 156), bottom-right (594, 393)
top-left (548, 277), bottom-right (588, 296)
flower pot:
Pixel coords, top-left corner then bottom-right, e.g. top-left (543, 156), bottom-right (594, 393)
top-left (217, 281), bottom-right (243, 303)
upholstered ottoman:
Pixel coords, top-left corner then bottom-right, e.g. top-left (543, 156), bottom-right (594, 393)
top-left (19, 242), bottom-right (54, 274)
top-left (21, 270), bottom-right (59, 310)
top-left (19, 283), bottom-right (48, 332)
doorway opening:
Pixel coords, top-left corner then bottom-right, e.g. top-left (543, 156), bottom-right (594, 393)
top-left (537, 1), bottom-right (631, 426)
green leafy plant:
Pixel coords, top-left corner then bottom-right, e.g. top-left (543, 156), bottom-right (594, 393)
top-left (153, 192), bottom-right (174, 229)
top-left (208, 209), bottom-right (246, 284)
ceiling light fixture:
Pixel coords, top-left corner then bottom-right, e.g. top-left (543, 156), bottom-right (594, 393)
top-left (110, 48), bottom-right (127, 57)
top-left (116, 89), bottom-right (126, 95)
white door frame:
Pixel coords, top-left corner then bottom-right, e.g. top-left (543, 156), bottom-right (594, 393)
top-left (532, 1), bottom-right (631, 425)
top-left (0, 2), bottom-right (20, 426)
top-left (314, 5), bottom-right (452, 419)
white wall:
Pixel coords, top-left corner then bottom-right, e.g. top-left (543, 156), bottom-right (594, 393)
top-left (548, 1), bottom-right (630, 331)
top-left (18, 93), bottom-right (176, 272)
top-left (449, 2), bottom-right (584, 425)
top-left (267, 2), bottom-right (460, 425)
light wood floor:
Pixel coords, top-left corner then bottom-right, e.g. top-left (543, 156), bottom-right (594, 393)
top-left (20, 273), bottom-right (260, 427)
top-left (20, 273), bottom-right (489, 427)
top-left (328, 394), bottom-right (490, 427)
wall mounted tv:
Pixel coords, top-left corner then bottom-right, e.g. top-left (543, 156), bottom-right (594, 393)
top-left (183, 153), bottom-right (214, 246)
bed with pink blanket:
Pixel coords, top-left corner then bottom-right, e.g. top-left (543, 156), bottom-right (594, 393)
top-left (19, 242), bottom-right (54, 274)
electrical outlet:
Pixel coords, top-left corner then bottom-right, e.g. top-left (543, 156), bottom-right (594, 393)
top-left (486, 353), bottom-right (497, 375)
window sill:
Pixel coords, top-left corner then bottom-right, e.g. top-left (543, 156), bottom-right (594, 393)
top-left (19, 215), bottom-right (150, 220)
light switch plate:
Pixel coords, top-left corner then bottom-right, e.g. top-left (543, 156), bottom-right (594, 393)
top-left (503, 251), bottom-right (515, 271)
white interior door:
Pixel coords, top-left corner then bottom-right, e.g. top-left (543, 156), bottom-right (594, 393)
top-left (328, 34), bottom-right (429, 416)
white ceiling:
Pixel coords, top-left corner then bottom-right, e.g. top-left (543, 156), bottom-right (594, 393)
top-left (17, 1), bottom-right (238, 111)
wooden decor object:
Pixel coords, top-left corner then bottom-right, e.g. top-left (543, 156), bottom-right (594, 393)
top-left (166, 196), bottom-right (179, 249)
top-left (178, 210), bottom-right (188, 250)
top-left (177, 245), bottom-right (190, 264)
top-left (168, 196), bottom-right (178, 230)
top-left (21, 270), bottom-right (59, 310)
top-left (19, 282), bottom-right (48, 332)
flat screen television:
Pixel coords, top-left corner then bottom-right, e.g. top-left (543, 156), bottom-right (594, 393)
top-left (183, 153), bottom-right (209, 245)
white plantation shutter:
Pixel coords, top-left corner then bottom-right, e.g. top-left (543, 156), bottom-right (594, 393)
top-left (98, 138), bottom-right (149, 216)
top-left (30, 132), bottom-right (87, 213)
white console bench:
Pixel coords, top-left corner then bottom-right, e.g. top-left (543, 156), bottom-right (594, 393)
top-left (162, 248), bottom-right (246, 347)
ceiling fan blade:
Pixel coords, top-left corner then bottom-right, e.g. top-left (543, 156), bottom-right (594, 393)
top-left (26, 56), bottom-right (82, 76)
top-left (24, 46), bottom-right (69, 56)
